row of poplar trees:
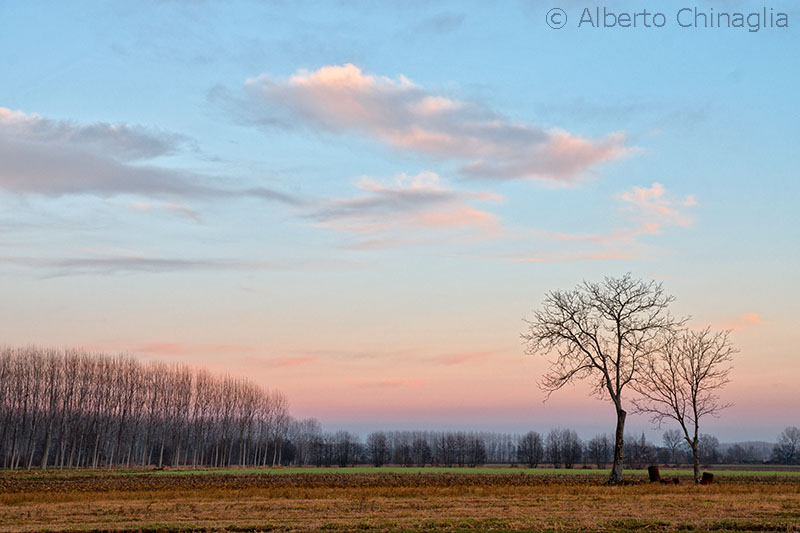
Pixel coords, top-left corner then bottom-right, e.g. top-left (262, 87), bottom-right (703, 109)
top-left (0, 347), bottom-right (290, 470)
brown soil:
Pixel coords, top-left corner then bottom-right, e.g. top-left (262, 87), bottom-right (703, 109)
top-left (1, 472), bottom-right (798, 531)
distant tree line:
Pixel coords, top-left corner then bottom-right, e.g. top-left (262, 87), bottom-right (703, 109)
top-left (2, 346), bottom-right (797, 470)
top-left (286, 427), bottom-right (709, 469)
top-left (286, 427), bottom-right (798, 469)
top-left (0, 347), bottom-right (291, 470)
top-left (291, 429), bottom-right (506, 468)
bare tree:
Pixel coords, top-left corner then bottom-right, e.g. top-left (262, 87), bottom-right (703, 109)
top-left (561, 429), bottom-right (582, 469)
top-left (288, 418), bottom-right (322, 466)
top-left (466, 434), bottom-right (487, 467)
top-left (624, 432), bottom-right (655, 469)
top-left (545, 428), bottom-right (563, 468)
top-left (522, 274), bottom-right (680, 484)
top-left (633, 327), bottom-right (736, 482)
top-left (586, 434), bottom-right (612, 469)
top-left (366, 431), bottom-right (389, 467)
top-left (517, 431), bottom-right (544, 468)
top-left (333, 431), bottom-right (359, 467)
top-left (38, 349), bottom-right (61, 470)
top-left (771, 426), bottom-right (800, 465)
top-left (411, 436), bottom-right (432, 466)
top-left (699, 433), bottom-right (720, 465)
top-left (662, 429), bottom-right (683, 467)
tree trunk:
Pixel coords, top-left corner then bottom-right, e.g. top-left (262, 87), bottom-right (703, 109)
top-left (173, 431), bottom-right (182, 469)
top-left (692, 441), bottom-right (700, 483)
top-left (40, 421), bottom-right (53, 470)
top-left (609, 407), bottom-right (626, 484)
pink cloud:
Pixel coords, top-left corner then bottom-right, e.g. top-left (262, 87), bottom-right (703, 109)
top-left (698, 312), bottom-right (767, 332)
top-left (307, 171), bottom-right (503, 247)
top-left (244, 355), bottom-right (321, 368)
top-left (135, 342), bottom-right (254, 356)
top-left (127, 200), bottom-right (202, 222)
top-left (547, 223), bottom-right (660, 246)
top-left (618, 182), bottom-right (697, 229)
top-left (81, 342), bottom-right (255, 357)
top-left (727, 312), bottom-right (767, 331)
top-left (508, 183), bottom-right (697, 262)
top-left (460, 182), bottom-right (696, 266)
top-left (241, 64), bottom-right (628, 181)
top-left (435, 350), bottom-right (500, 366)
top-left (348, 379), bottom-right (427, 388)
top-left (739, 312), bottom-right (765, 326)
top-left (416, 206), bottom-right (499, 233)
top-left (503, 251), bottom-right (636, 263)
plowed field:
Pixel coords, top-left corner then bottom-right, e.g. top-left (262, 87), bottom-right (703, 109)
top-left (1, 469), bottom-right (799, 531)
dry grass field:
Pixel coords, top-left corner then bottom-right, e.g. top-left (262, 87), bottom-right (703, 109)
top-left (1, 469), bottom-right (799, 532)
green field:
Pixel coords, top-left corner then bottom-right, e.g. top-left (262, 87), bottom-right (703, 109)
top-left (145, 465), bottom-right (800, 478)
top-left (6, 464), bottom-right (800, 479)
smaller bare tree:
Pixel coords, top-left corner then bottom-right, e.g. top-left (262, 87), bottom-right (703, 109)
top-left (633, 327), bottom-right (736, 482)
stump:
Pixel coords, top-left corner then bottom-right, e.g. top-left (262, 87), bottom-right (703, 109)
top-left (648, 465), bottom-right (661, 482)
top-left (701, 472), bottom-right (714, 484)
top-left (672, 477), bottom-right (680, 484)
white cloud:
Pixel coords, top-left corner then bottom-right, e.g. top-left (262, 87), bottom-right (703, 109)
top-left (0, 107), bottom-right (181, 161)
top-left (238, 64), bottom-right (629, 182)
top-left (0, 107), bottom-right (296, 203)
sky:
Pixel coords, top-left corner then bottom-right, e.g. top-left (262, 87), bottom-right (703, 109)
top-left (0, 0), bottom-right (798, 442)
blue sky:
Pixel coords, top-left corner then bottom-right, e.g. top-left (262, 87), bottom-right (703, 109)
top-left (0, 1), bottom-right (798, 441)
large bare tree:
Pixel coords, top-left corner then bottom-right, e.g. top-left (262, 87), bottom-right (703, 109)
top-left (522, 274), bottom-right (681, 484)
top-left (633, 327), bottom-right (736, 482)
